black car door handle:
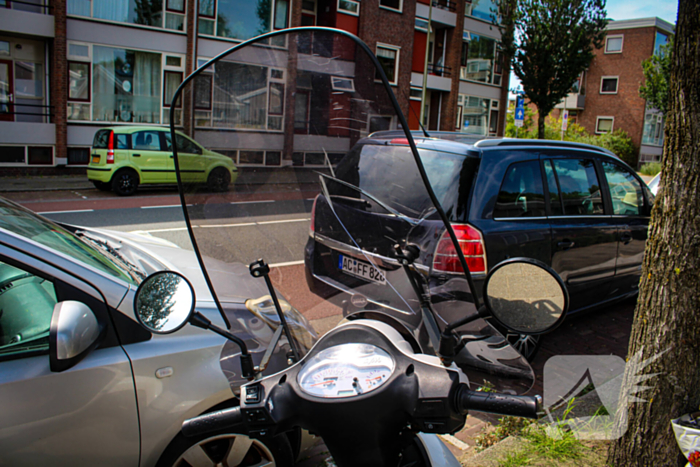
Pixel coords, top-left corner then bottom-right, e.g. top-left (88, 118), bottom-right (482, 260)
top-left (558, 241), bottom-right (575, 250)
top-left (133, 153), bottom-right (141, 157)
top-left (620, 233), bottom-right (633, 244)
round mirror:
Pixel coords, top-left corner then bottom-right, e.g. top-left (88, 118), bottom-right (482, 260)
top-left (134, 271), bottom-right (195, 334)
top-left (484, 258), bottom-right (568, 335)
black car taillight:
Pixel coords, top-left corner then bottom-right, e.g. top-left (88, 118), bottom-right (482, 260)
top-left (433, 223), bottom-right (487, 274)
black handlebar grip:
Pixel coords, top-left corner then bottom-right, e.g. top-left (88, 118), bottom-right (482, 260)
top-left (181, 406), bottom-right (244, 438)
top-left (458, 387), bottom-right (542, 419)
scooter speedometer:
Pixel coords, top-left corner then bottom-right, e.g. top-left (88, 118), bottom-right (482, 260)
top-left (297, 343), bottom-right (395, 398)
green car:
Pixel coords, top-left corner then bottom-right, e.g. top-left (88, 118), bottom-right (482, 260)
top-left (87, 126), bottom-right (238, 196)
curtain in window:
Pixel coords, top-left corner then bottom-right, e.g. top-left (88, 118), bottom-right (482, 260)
top-left (212, 61), bottom-right (268, 129)
top-left (134, 51), bottom-right (161, 123)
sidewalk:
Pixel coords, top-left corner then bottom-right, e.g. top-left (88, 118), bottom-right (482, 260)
top-left (0, 167), bottom-right (329, 193)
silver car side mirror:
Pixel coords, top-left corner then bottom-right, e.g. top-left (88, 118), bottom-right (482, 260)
top-left (484, 258), bottom-right (568, 335)
top-left (50, 300), bottom-right (103, 372)
top-left (134, 271), bottom-right (195, 334)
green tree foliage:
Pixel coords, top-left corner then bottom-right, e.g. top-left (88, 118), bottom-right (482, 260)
top-left (506, 110), bottom-right (637, 167)
top-left (639, 37), bottom-right (673, 115)
top-left (500, 0), bottom-right (608, 139)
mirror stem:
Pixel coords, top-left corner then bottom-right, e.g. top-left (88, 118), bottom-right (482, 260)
top-left (249, 259), bottom-right (301, 363)
top-left (439, 306), bottom-right (490, 366)
top-left (189, 312), bottom-right (256, 379)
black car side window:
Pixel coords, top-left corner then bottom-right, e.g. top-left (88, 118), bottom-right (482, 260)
top-left (551, 159), bottom-right (604, 216)
top-left (602, 161), bottom-right (644, 216)
top-left (493, 161), bottom-right (546, 218)
top-left (543, 160), bottom-right (563, 216)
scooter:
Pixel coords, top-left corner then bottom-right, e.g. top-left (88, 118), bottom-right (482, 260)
top-left (131, 27), bottom-right (569, 466)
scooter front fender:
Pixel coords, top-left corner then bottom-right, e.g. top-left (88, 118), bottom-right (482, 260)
top-left (415, 433), bottom-right (461, 467)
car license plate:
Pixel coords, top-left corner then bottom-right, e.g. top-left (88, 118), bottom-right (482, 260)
top-left (338, 254), bottom-right (386, 285)
top-left (92, 155), bottom-right (100, 163)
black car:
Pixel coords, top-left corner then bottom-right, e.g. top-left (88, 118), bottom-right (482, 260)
top-left (305, 132), bottom-right (652, 360)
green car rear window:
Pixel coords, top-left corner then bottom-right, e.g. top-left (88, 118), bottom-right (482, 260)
top-left (93, 130), bottom-right (129, 149)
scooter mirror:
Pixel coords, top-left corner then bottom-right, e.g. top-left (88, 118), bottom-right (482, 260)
top-left (134, 271), bottom-right (195, 334)
top-left (483, 258), bottom-right (568, 335)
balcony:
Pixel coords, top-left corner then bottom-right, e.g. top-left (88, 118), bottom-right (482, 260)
top-left (555, 93), bottom-right (586, 110)
top-left (427, 63), bottom-right (452, 78)
top-left (0, 0), bottom-right (54, 38)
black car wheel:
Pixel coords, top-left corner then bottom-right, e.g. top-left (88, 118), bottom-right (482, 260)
top-left (92, 180), bottom-right (111, 191)
top-left (504, 331), bottom-right (542, 362)
top-left (112, 170), bottom-right (139, 196)
top-left (157, 429), bottom-right (294, 467)
top-left (207, 168), bottom-right (231, 193)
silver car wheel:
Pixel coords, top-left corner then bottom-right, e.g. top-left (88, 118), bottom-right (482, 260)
top-left (506, 333), bottom-right (541, 361)
top-left (175, 433), bottom-right (276, 467)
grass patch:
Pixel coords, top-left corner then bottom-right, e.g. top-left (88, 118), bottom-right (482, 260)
top-left (640, 162), bottom-right (662, 175)
top-left (475, 416), bottom-right (533, 452)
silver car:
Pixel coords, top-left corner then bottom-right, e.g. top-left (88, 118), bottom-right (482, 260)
top-left (0, 197), bottom-right (316, 466)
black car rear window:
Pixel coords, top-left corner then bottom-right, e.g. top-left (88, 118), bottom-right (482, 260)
top-left (334, 143), bottom-right (479, 221)
top-left (494, 161), bottom-right (546, 218)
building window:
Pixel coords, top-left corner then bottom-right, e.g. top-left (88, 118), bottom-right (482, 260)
top-left (380, 0), bottom-right (402, 12)
top-left (465, 0), bottom-right (498, 22)
top-left (338, 0), bottom-right (359, 15)
top-left (197, 0), bottom-right (289, 40)
top-left (376, 44), bottom-right (400, 86)
top-left (66, 42), bottom-right (185, 124)
top-left (654, 32), bottom-right (668, 56)
top-left (163, 71), bottom-right (183, 124)
top-left (458, 94), bottom-right (498, 136)
top-left (67, 0), bottom-right (185, 31)
top-left (600, 76), bottom-right (618, 94)
top-left (605, 35), bottom-right (624, 53)
top-left (0, 146), bottom-right (26, 164)
top-left (193, 62), bottom-right (285, 131)
top-left (28, 146), bottom-right (53, 165)
top-left (460, 34), bottom-right (500, 85)
top-left (596, 116), bottom-right (614, 134)
top-left (67, 147), bottom-right (91, 165)
top-left (642, 111), bottom-right (664, 146)
top-left (331, 76), bottom-right (355, 92)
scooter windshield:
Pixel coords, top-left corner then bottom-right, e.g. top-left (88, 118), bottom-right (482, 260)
top-left (170, 28), bottom-right (533, 393)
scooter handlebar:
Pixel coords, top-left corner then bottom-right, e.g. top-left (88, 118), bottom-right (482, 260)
top-left (457, 386), bottom-right (541, 419)
top-left (182, 406), bottom-right (244, 438)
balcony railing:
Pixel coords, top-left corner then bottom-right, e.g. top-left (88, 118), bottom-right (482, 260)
top-left (1, 103), bottom-right (54, 122)
top-left (432, 0), bottom-right (457, 12)
top-left (427, 63), bottom-right (452, 77)
top-left (3, 0), bottom-right (53, 14)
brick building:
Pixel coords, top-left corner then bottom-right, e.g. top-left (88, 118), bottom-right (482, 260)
top-left (0, 0), bottom-right (509, 170)
top-left (553, 17), bottom-right (674, 166)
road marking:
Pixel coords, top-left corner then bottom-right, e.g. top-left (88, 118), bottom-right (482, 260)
top-left (141, 204), bottom-right (182, 209)
top-left (37, 209), bottom-right (94, 215)
top-left (230, 200), bottom-right (275, 205)
top-left (130, 227), bottom-right (189, 233)
top-left (269, 260), bottom-right (305, 268)
top-left (199, 222), bottom-right (256, 228)
top-left (439, 434), bottom-right (470, 450)
top-left (257, 218), bottom-right (310, 225)
top-left (131, 218), bottom-right (309, 234)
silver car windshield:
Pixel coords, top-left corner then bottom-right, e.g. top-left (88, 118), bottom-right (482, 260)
top-left (0, 198), bottom-right (139, 285)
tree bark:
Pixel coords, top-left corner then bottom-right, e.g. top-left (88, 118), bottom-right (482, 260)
top-left (607, 1), bottom-right (700, 466)
top-left (537, 110), bottom-right (546, 139)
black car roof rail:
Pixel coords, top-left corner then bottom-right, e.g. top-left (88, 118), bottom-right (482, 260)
top-left (473, 138), bottom-right (619, 158)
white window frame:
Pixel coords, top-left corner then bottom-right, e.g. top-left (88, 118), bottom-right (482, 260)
top-left (379, 0), bottom-right (403, 13)
top-left (331, 76), bottom-right (355, 92)
top-left (605, 35), bottom-right (624, 54)
top-left (337, 0), bottom-right (360, 16)
top-left (596, 116), bottom-right (614, 134)
top-left (600, 76), bottom-right (619, 94)
top-left (375, 43), bottom-right (401, 86)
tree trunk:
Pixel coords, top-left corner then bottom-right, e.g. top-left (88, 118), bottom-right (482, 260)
top-left (607, 1), bottom-right (700, 466)
top-left (537, 110), bottom-right (546, 139)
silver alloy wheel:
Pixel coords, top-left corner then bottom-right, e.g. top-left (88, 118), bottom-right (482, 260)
top-left (506, 332), bottom-right (540, 361)
top-left (175, 433), bottom-right (276, 467)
